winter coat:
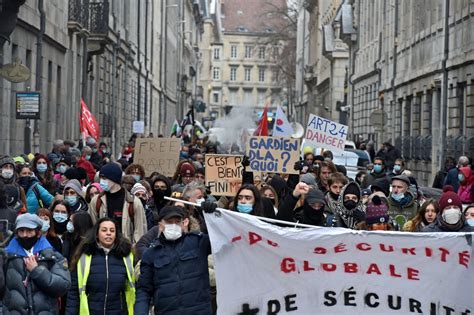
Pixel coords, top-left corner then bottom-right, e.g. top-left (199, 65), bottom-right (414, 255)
top-left (361, 172), bottom-right (389, 189)
top-left (0, 205), bottom-right (19, 234)
top-left (1, 176), bottom-right (27, 212)
top-left (457, 167), bottom-right (474, 204)
top-left (25, 182), bottom-right (54, 214)
top-left (443, 168), bottom-right (460, 192)
top-left (135, 232), bottom-right (212, 315)
top-left (3, 236), bottom-right (71, 315)
top-left (66, 247), bottom-right (134, 315)
top-left (89, 190), bottom-right (147, 243)
top-left (421, 218), bottom-right (474, 233)
top-left (0, 249), bottom-right (5, 299)
top-left (331, 182), bottom-right (365, 229)
top-left (278, 193), bottom-right (327, 227)
top-left (387, 191), bottom-right (418, 227)
top-left (76, 158), bottom-right (96, 183)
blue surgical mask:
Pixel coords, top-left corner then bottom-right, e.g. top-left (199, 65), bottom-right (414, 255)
top-left (467, 219), bottom-right (474, 227)
top-left (237, 203), bottom-right (253, 214)
top-left (391, 192), bottom-right (404, 202)
top-left (180, 151), bottom-right (189, 159)
top-left (393, 165), bottom-right (401, 173)
top-left (100, 179), bottom-right (110, 192)
top-left (58, 165), bottom-right (67, 174)
top-left (53, 212), bottom-right (68, 223)
top-left (65, 195), bottom-right (78, 206)
top-left (458, 174), bottom-right (464, 182)
top-left (66, 221), bottom-right (75, 233)
top-left (373, 165), bottom-right (383, 173)
top-left (92, 148), bottom-right (98, 153)
top-left (132, 175), bottom-right (141, 182)
top-left (85, 155), bottom-right (91, 161)
top-left (41, 220), bottom-right (50, 232)
top-left (37, 164), bottom-right (48, 173)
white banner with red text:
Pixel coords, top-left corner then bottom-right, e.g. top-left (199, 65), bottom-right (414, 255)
top-left (204, 210), bottom-right (473, 314)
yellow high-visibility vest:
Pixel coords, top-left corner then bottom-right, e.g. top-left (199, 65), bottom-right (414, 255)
top-left (77, 252), bottom-right (135, 315)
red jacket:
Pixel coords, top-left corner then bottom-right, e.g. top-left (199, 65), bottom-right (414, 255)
top-left (76, 157), bottom-right (96, 182)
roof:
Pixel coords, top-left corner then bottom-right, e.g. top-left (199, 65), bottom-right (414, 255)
top-left (220, 0), bottom-right (288, 34)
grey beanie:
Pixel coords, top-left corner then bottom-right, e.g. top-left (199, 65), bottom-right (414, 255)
top-left (0, 156), bottom-right (15, 168)
top-left (64, 179), bottom-right (84, 198)
top-left (300, 173), bottom-right (317, 186)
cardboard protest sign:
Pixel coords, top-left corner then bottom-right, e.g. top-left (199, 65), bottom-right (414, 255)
top-left (134, 138), bottom-right (181, 177)
top-left (246, 136), bottom-right (300, 174)
top-left (205, 210), bottom-right (474, 314)
top-left (305, 113), bottom-right (348, 153)
top-left (205, 154), bottom-right (243, 196)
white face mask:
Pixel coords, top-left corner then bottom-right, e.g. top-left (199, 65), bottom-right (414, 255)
top-left (1, 169), bottom-right (14, 179)
top-left (442, 208), bottom-right (462, 225)
top-left (196, 198), bottom-right (205, 205)
top-left (163, 223), bottom-right (182, 241)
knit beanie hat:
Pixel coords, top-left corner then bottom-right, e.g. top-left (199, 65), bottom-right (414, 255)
top-left (64, 179), bottom-right (84, 198)
top-left (0, 156), bottom-right (14, 168)
top-left (300, 173), bottom-right (317, 186)
top-left (343, 182), bottom-right (360, 198)
top-left (180, 163), bottom-right (195, 177)
top-left (438, 186), bottom-right (463, 212)
top-left (100, 162), bottom-right (123, 184)
top-left (365, 195), bottom-right (389, 225)
top-left (131, 183), bottom-right (149, 198)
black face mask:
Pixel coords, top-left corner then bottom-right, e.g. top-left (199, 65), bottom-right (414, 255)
top-left (303, 201), bottom-right (324, 222)
top-left (343, 200), bottom-right (357, 210)
top-left (268, 198), bottom-right (276, 206)
top-left (54, 220), bottom-right (68, 234)
top-left (153, 189), bottom-right (165, 202)
top-left (18, 176), bottom-right (35, 191)
top-left (17, 235), bottom-right (39, 250)
top-left (329, 191), bottom-right (339, 200)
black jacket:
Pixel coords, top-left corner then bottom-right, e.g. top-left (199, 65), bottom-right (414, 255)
top-left (135, 232), bottom-right (212, 314)
top-left (66, 246), bottom-right (130, 315)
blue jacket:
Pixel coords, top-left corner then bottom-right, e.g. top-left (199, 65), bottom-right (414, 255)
top-left (443, 167), bottom-right (460, 192)
top-left (135, 232), bottom-right (212, 315)
top-left (66, 247), bottom-right (129, 315)
top-left (3, 236), bottom-right (71, 315)
top-left (26, 183), bottom-right (54, 213)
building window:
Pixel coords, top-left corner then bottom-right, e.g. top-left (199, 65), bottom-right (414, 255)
top-left (244, 68), bottom-right (251, 81)
top-left (244, 89), bottom-right (253, 106)
top-left (258, 91), bottom-right (266, 106)
top-left (212, 67), bottom-right (220, 80)
top-left (212, 91), bottom-right (220, 104)
top-left (229, 89), bottom-right (238, 105)
top-left (258, 47), bottom-right (266, 59)
top-left (273, 46), bottom-right (279, 59)
top-left (230, 67), bottom-right (237, 81)
top-left (272, 69), bottom-right (279, 81)
top-left (213, 48), bottom-right (220, 60)
top-left (231, 45), bottom-right (237, 59)
top-left (245, 45), bottom-right (252, 58)
top-left (258, 68), bottom-right (265, 82)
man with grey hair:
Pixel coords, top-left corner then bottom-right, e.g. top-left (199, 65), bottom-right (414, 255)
top-left (47, 139), bottom-right (65, 166)
top-left (182, 181), bottom-right (217, 232)
top-left (443, 155), bottom-right (470, 192)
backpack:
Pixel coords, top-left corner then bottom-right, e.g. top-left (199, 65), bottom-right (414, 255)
top-left (95, 192), bottom-right (135, 224)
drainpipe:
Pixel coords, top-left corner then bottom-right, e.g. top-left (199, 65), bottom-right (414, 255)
top-left (32, 0), bottom-right (45, 154)
top-left (348, 0), bottom-right (360, 141)
top-left (391, 0), bottom-right (399, 145)
top-left (440, 0), bottom-right (450, 168)
top-left (111, 38), bottom-right (118, 157)
top-left (144, 0), bottom-right (149, 132)
top-left (137, 0), bottom-right (141, 122)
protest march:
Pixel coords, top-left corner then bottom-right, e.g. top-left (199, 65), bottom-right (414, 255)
top-left (0, 107), bottom-right (472, 315)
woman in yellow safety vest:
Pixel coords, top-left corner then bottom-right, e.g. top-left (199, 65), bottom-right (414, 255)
top-left (65, 217), bottom-right (135, 315)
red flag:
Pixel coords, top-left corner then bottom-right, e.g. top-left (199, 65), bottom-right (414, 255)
top-left (80, 99), bottom-right (100, 141)
top-left (253, 106), bottom-right (269, 136)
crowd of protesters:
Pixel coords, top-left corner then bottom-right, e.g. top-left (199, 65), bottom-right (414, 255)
top-left (0, 134), bottom-right (472, 314)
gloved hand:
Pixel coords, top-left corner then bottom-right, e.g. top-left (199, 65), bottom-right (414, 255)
top-left (353, 209), bottom-right (366, 222)
top-left (242, 156), bottom-right (250, 167)
top-left (201, 201), bottom-right (218, 213)
top-left (294, 160), bottom-right (303, 171)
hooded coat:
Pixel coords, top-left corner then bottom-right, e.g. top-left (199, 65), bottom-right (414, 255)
top-left (457, 167), bottom-right (474, 204)
top-left (3, 236), bottom-right (71, 315)
top-left (20, 177), bottom-right (54, 214)
top-left (331, 182), bottom-right (365, 229)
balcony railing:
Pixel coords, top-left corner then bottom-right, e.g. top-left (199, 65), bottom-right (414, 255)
top-left (68, 0), bottom-right (108, 35)
top-left (68, 0), bottom-right (89, 30)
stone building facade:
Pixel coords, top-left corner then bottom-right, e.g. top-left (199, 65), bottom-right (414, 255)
top-left (0, 0), bottom-right (205, 156)
top-left (203, 0), bottom-right (289, 120)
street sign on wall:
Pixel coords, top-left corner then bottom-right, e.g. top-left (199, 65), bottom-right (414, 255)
top-left (16, 92), bottom-right (40, 119)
